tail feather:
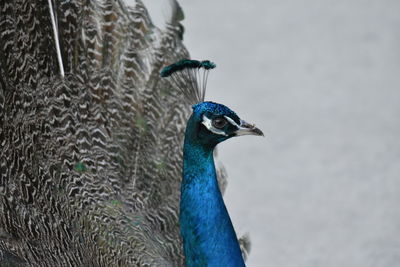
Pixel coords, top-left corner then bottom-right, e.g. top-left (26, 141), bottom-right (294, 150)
top-left (0, 0), bottom-right (242, 265)
top-left (47, 0), bottom-right (65, 77)
top-left (239, 234), bottom-right (252, 262)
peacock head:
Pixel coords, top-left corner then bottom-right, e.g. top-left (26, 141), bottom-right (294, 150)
top-left (189, 101), bottom-right (264, 147)
top-left (160, 59), bottom-right (263, 148)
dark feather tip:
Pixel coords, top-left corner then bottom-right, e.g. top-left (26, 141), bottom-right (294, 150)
top-left (160, 59), bottom-right (216, 77)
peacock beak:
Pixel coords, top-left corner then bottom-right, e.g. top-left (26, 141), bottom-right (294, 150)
top-left (234, 120), bottom-right (264, 137)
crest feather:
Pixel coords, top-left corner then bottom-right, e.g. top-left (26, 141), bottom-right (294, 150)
top-left (160, 59), bottom-right (216, 104)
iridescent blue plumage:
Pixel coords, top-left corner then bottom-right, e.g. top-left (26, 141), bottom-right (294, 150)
top-left (192, 102), bottom-right (241, 125)
top-left (160, 59), bottom-right (263, 266)
top-left (181, 101), bottom-right (263, 267)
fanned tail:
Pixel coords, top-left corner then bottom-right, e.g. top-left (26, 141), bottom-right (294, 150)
top-left (0, 0), bottom-right (246, 265)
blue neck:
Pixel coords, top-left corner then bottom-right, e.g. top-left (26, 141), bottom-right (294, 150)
top-left (180, 116), bottom-right (245, 267)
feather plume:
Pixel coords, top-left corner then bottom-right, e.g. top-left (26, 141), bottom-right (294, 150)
top-left (160, 59), bottom-right (216, 104)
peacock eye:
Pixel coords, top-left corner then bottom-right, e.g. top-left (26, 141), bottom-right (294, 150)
top-left (212, 117), bottom-right (227, 129)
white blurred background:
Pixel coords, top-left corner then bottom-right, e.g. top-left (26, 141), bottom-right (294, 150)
top-left (133, 1), bottom-right (400, 266)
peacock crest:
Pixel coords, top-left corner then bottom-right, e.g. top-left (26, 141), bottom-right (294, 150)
top-left (160, 59), bottom-right (216, 104)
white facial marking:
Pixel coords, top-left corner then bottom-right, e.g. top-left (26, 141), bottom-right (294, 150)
top-left (202, 115), bottom-right (228, 136)
top-left (224, 116), bottom-right (258, 136)
top-left (224, 116), bottom-right (240, 128)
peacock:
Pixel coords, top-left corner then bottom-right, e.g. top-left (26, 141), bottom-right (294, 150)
top-left (0, 0), bottom-right (262, 266)
top-left (161, 60), bottom-right (263, 266)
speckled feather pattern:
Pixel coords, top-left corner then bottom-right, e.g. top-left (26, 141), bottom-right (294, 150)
top-left (0, 0), bottom-right (232, 266)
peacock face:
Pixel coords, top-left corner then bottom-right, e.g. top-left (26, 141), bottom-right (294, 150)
top-left (191, 102), bottom-right (263, 146)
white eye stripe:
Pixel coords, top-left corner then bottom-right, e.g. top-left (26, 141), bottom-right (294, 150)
top-left (223, 116), bottom-right (240, 128)
top-left (202, 115), bottom-right (228, 136)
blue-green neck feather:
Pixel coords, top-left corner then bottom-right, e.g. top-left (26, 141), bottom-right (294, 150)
top-left (180, 110), bottom-right (245, 267)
